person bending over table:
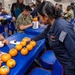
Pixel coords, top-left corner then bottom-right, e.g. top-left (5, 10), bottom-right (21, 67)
top-left (27, 1), bottom-right (75, 75)
top-left (16, 5), bottom-right (33, 33)
top-left (0, 34), bottom-right (9, 45)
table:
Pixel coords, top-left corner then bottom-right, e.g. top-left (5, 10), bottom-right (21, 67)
top-left (0, 14), bottom-right (12, 21)
top-left (25, 25), bottom-right (47, 35)
top-left (0, 33), bottom-right (45, 75)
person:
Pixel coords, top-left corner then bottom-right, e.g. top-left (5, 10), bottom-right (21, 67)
top-left (64, 5), bottom-right (74, 22)
top-left (11, 0), bottom-right (25, 21)
top-left (30, 0), bottom-right (41, 17)
top-left (58, 4), bottom-right (64, 18)
top-left (16, 5), bottom-right (32, 33)
top-left (28, 1), bottom-right (75, 75)
top-left (0, 34), bottom-right (9, 45)
top-left (0, 2), bottom-right (8, 15)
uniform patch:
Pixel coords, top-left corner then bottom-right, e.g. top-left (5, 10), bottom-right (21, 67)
top-left (59, 31), bottom-right (67, 42)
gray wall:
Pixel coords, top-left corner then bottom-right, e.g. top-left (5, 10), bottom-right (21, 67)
top-left (3, 0), bottom-right (72, 13)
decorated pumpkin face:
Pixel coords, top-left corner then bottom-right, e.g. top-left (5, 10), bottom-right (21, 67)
top-left (0, 65), bottom-right (10, 75)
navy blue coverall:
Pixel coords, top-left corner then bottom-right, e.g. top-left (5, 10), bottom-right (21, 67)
top-left (32, 18), bottom-right (75, 75)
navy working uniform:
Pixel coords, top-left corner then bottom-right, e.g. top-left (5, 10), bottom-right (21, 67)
top-left (32, 18), bottom-right (75, 75)
top-left (30, 7), bottom-right (38, 18)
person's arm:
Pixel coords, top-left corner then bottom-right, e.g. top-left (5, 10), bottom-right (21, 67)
top-left (31, 25), bottom-right (50, 41)
top-left (0, 34), bottom-right (5, 40)
top-left (19, 23), bottom-right (32, 30)
top-left (0, 34), bottom-right (9, 45)
top-left (30, 7), bottom-right (38, 17)
top-left (11, 3), bottom-right (15, 17)
top-left (58, 26), bottom-right (75, 66)
top-left (16, 15), bottom-right (33, 31)
top-left (63, 34), bottom-right (75, 66)
top-left (19, 15), bottom-right (33, 30)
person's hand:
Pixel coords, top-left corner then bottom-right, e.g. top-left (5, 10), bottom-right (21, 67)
top-left (38, 22), bottom-right (41, 26)
top-left (2, 39), bottom-right (9, 45)
top-left (20, 25), bottom-right (24, 30)
top-left (24, 37), bottom-right (31, 43)
top-left (0, 53), bottom-right (3, 67)
top-left (12, 16), bottom-right (16, 22)
top-left (0, 12), bottom-right (2, 15)
top-left (29, 23), bottom-right (32, 26)
top-left (27, 37), bottom-right (31, 42)
top-left (0, 58), bottom-right (2, 67)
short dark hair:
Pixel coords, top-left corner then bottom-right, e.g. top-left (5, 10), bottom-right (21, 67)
top-left (0, 2), bottom-right (2, 5)
top-left (23, 5), bottom-right (32, 11)
top-left (36, 0), bottom-right (41, 3)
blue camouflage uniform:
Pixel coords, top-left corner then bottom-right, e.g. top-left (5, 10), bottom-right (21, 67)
top-left (32, 18), bottom-right (75, 75)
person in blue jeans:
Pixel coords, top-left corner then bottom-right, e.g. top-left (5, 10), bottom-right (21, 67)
top-left (28, 1), bottom-right (75, 75)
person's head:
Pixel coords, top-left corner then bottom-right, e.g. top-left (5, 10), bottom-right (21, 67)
top-left (37, 1), bottom-right (61, 25)
top-left (59, 4), bottom-right (62, 9)
top-left (55, 3), bottom-right (59, 9)
top-left (29, 2), bottom-right (34, 7)
top-left (0, 2), bottom-right (2, 10)
top-left (36, 0), bottom-right (41, 6)
top-left (17, 0), bottom-right (24, 4)
top-left (23, 5), bottom-right (32, 16)
top-left (67, 5), bottom-right (72, 11)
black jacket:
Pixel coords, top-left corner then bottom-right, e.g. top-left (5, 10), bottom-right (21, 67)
top-left (11, 3), bottom-right (25, 17)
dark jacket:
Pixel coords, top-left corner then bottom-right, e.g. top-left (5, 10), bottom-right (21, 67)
top-left (11, 3), bottom-right (25, 18)
top-left (32, 18), bottom-right (75, 74)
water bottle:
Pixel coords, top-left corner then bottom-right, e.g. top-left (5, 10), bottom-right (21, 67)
top-left (32, 17), bottom-right (38, 29)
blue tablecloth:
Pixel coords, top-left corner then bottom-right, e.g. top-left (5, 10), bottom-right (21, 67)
top-left (25, 25), bottom-right (47, 35)
top-left (0, 33), bottom-right (45, 75)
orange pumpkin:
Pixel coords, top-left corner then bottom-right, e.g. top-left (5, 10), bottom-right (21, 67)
top-left (33, 17), bottom-right (38, 21)
top-left (6, 59), bottom-right (16, 68)
top-left (26, 44), bottom-right (33, 51)
top-left (30, 40), bottom-right (36, 47)
top-left (15, 44), bottom-right (22, 51)
top-left (1, 54), bottom-right (11, 62)
top-left (0, 74), bottom-right (8, 75)
top-left (9, 48), bottom-right (18, 57)
top-left (22, 37), bottom-right (29, 42)
top-left (20, 41), bottom-right (26, 47)
top-left (0, 65), bottom-right (10, 75)
top-left (3, 9), bottom-right (7, 13)
top-left (21, 48), bottom-right (28, 55)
